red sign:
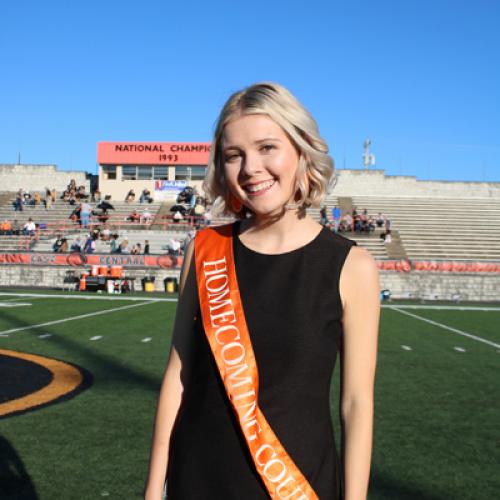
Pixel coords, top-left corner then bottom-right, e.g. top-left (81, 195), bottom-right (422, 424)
top-left (0, 253), bottom-right (182, 268)
top-left (97, 142), bottom-right (211, 165)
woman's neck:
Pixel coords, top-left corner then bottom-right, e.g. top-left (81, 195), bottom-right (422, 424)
top-left (238, 208), bottom-right (322, 254)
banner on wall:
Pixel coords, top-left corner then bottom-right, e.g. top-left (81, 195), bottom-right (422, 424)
top-left (0, 253), bottom-right (182, 269)
top-left (154, 180), bottom-right (188, 201)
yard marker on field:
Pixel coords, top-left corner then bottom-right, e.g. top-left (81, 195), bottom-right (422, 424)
top-left (0, 302), bottom-right (32, 307)
top-left (382, 304), bottom-right (500, 312)
top-left (38, 333), bottom-right (52, 339)
top-left (0, 334), bottom-right (9, 338)
top-left (0, 301), bottom-right (157, 336)
top-left (454, 347), bottom-right (466, 353)
top-left (401, 345), bottom-right (412, 351)
top-left (0, 291), bottom-right (177, 303)
top-left (390, 306), bottom-right (500, 350)
top-left (141, 337), bottom-right (152, 343)
top-left (90, 336), bottom-right (103, 341)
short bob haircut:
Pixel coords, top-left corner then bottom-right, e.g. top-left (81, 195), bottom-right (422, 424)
top-left (203, 82), bottom-right (335, 217)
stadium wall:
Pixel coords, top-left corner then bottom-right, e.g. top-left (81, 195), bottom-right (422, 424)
top-left (381, 271), bottom-right (500, 301)
top-left (0, 164), bottom-right (90, 192)
top-left (334, 169), bottom-right (500, 198)
top-left (0, 266), bottom-right (498, 301)
top-left (0, 266), bottom-right (180, 292)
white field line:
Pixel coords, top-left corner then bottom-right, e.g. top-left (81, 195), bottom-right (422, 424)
top-left (381, 304), bottom-right (500, 312)
top-left (0, 292), bottom-right (177, 303)
top-left (389, 306), bottom-right (500, 350)
top-left (0, 301), bottom-right (157, 335)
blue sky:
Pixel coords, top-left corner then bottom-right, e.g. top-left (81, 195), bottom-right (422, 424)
top-left (1, 0), bottom-right (499, 182)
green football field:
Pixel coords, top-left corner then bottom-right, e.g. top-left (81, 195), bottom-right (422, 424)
top-left (0, 290), bottom-right (499, 499)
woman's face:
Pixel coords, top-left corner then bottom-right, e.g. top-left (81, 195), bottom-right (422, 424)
top-left (222, 113), bottom-right (300, 217)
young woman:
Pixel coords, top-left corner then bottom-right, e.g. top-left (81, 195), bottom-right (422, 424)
top-left (145, 83), bottom-right (379, 500)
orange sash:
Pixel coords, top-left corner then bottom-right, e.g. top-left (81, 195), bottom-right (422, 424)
top-left (195, 224), bottom-right (318, 500)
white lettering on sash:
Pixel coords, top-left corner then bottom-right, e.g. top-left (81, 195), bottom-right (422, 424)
top-left (203, 257), bottom-right (308, 499)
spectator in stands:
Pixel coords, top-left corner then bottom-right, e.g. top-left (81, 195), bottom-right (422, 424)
top-left (119, 239), bottom-right (130, 254)
top-left (140, 189), bottom-right (153, 204)
top-left (167, 237), bottom-right (181, 256)
top-left (190, 187), bottom-right (199, 210)
top-left (59, 238), bottom-right (69, 253)
top-left (101, 227), bottom-right (111, 241)
top-left (44, 188), bottom-right (52, 209)
top-left (144, 240), bottom-right (150, 255)
top-left (91, 189), bottom-right (102, 202)
top-left (23, 218), bottom-right (36, 236)
top-left (50, 188), bottom-right (57, 203)
top-left (14, 190), bottom-right (23, 211)
top-left (80, 201), bottom-right (92, 228)
top-left (11, 220), bottom-right (21, 235)
top-left (319, 206), bottom-right (328, 226)
top-left (203, 208), bottom-right (212, 226)
top-left (34, 192), bottom-right (41, 206)
top-left (141, 208), bottom-right (153, 224)
top-left (24, 192), bottom-right (33, 205)
top-left (53, 234), bottom-right (64, 252)
top-left (68, 179), bottom-right (77, 191)
top-left (125, 189), bottom-right (136, 203)
top-left (70, 237), bottom-right (83, 253)
top-left (341, 213), bottom-right (353, 232)
top-left (173, 210), bottom-right (184, 223)
top-left (76, 185), bottom-right (89, 200)
top-left (0, 220), bottom-right (13, 235)
top-left (380, 229), bottom-right (392, 243)
top-left (110, 234), bottom-right (119, 253)
top-left (69, 206), bottom-right (81, 224)
top-left (84, 234), bottom-right (96, 254)
top-left (127, 210), bottom-right (141, 223)
top-left (332, 206), bottom-right (341, 232)
top-left (376, 213), bottom-right (385, 228)
top-left (193, 200), bottom-right (205, 218)
top-left (131, 243), bottom-right (142, 255)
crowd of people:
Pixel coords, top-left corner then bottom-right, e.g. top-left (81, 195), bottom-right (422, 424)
top-left (319, 205), bottom-right (392, 242)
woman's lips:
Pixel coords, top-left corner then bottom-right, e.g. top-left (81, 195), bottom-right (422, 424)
top-left (243, 179), bottom-right (275, 196)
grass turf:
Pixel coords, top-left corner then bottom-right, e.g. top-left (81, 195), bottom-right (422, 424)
top-left (0, 294), bottom-right (499, 499)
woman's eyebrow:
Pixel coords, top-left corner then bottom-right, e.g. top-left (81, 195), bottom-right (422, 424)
top-left (254, 137), bottom-right (281, 144)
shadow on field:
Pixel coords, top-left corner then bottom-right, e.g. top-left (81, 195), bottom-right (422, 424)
top-left (0, 307), bottom-right (162, 393)
top-left (0, 436), bottom-right (39, 499)
top-left (370, 467), bottom-right (446, 499)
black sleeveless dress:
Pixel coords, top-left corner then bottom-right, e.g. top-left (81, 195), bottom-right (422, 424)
top-left (167, 223), bottom-right (356, 499)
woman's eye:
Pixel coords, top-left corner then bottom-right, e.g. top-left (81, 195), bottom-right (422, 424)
top-left (224, 153), bottom-right (240, 162)
top-left (261, 144), bottom-right (275, 153)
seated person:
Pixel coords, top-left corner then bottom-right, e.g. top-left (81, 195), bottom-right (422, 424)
top-left (119, 239), bottom-right (130, 254)
top-left (70, 237), bottom-right (83, 253)
top-left (53, 235), bottom-right (64, 252)
top-left (167, 238), bottom-right (181, 256)
top-left (125, 189), bottom-right (136, 203)
top-left (172, 210), bottom-right (184, 223)
top-left (139, 189), bottom-right (153, 203)
top-left (59, 238), bottom-right (69, 253)
top-left (141, 209), bottom-right (153, 223)
top-left (131, 243), bottom-right (142, 255)
top-left (23, 218), bottom-right (36, 236)
top-left (110, 234), bottom-right (120, 253)
top-left (0, 220), bottom-right (12, 235)
top-left (127, 210), bottom-right (141, 223)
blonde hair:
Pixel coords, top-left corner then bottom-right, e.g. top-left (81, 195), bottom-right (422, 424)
top-left (203, 82), bottom-right (335, 217)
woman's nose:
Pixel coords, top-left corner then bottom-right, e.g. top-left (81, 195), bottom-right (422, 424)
top-left (240, 151), bottom-right (263, 178)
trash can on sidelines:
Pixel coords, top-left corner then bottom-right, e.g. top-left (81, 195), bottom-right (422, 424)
top-left (164, 277), bottom-right (178, 294)
top-left (142, 276), bottom-right (156, 292)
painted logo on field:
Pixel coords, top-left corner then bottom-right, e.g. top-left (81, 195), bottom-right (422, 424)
top-left (0, 349), bottom-right (92, 419)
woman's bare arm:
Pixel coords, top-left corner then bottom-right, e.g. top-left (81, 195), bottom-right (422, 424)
top-left (144, 241), bottom-right (197, 500)
top-left (339, 246), bottom-right (380, 500)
